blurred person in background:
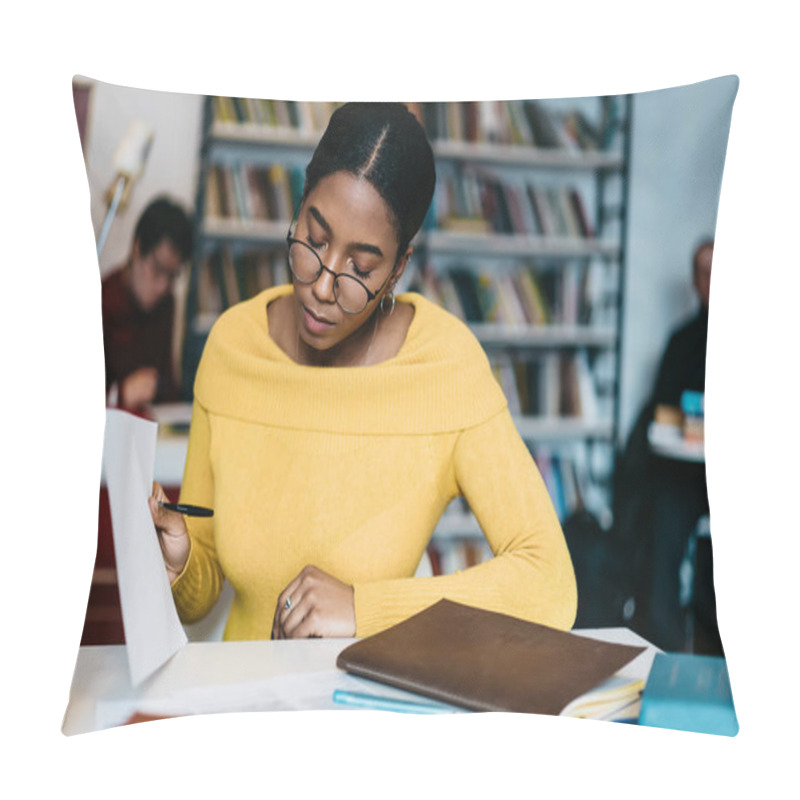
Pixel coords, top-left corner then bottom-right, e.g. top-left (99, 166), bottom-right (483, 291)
top-left (615, 238), bottom-right (722, 655)
top-left (645, 238), bottom-right (720, 654)
top-left (101, 196), bottom-right (193, 414)
top-left (651, 239), bottom-right (713, 409)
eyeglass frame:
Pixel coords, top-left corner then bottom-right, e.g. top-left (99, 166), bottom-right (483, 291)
top-left (285, 213), bottom-right (400, 315)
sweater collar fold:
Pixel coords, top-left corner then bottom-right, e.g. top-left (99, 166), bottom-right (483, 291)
top-left (195, 285), bottom-right (507, 435)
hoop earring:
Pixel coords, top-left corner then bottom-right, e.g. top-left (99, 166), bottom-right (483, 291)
top-left (379, 291), bottom-right (395, 316)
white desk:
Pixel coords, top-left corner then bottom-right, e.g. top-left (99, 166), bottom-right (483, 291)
top-left (62, 628), bottom-right (658, 736)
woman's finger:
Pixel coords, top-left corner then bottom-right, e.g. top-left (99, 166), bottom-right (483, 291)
top-left (280, 567), bottom-right (321, 631)
top-left (148, 482), bottom-right (167, 524)
top-left (273, 571), bottom-right (305, 639)
top-left (148, 482), bottom-right (188, 538)
top-left (281, 591), bottom-right (314, 639)
top-left (286, 612), bottom-right (317, 640)
top-left (148, 496), bottom-right (185, 536)
top-left (279, 579), bottom-right (310, 632)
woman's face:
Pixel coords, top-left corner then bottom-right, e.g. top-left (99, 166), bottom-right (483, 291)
top-left (291, 171), bottom-right (406, 360)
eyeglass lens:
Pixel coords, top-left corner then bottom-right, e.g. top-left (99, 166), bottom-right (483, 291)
top-left (288, 241), bottom-right (370, 314)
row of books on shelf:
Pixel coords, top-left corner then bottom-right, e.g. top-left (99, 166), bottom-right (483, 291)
top-left (212, 96), bottom-right (338, 136)
top-left (421, 99), bottom-right (615, 152)
top-left (492, 351), bottom-right (604, 420)
top-left (194, 247), bottom-right (289, 328)
top-left (533, 444), bottom-right (597, 523)
top-left (193, 243), bottom-right (615, 335)
top-left (204, 158), bottom-right (597, 244)
top-left (433, 170), bottom-right (594, 239)
top-left (209, 96), bottom-right (619, 155)
top-left (416, 262), bottom-right (603, 327)
top-left (205, 162), bottom-right (304, 225)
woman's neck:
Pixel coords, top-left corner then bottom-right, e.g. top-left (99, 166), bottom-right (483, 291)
top-left (294, 310), bottom-right (380, 368)
top-left (267, 291), bottom-right (414, 368)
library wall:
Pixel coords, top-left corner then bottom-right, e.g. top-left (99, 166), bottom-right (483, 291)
top-left (619, 78), bottom-right (737, 444)
top-left (83, 80), bottom-right (203, 275)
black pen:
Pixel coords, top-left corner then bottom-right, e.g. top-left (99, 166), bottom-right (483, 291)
top-left (158, 502), bottom-right (214, 518)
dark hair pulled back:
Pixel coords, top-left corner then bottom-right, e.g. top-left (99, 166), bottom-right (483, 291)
top-left (303, 102), bottom-right (436, 261)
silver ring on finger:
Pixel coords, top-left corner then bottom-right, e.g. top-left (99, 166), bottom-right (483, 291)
top-left (284, 596), bottom-right (293, 612)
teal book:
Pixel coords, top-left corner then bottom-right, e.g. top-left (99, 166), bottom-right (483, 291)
top-left (639, 653), bottom-right (738, 736)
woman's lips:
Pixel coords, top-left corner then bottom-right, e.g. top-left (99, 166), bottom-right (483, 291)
top-left (302, 305), bottom-right (335, 335)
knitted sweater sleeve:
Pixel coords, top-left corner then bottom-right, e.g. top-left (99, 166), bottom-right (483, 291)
top-left (169, 399), bottom-right (226, 623)
top-left (352, 408), bottom-right (578, 637)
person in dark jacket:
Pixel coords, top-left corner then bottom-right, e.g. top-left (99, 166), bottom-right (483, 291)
top-left (616, 239), bottom-right (723, 654)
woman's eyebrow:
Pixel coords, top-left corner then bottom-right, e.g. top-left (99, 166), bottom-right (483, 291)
top-left (308, 205), bottom-right (384, 259)
top-left (308, 205), bottom-right (332, 236)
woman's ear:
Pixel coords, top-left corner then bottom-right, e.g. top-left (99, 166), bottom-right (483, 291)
top-left (393, 246), bottom-right (414, 286)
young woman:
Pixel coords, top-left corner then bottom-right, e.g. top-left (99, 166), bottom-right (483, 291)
top-left (149, 102), bottom-right (577, 641)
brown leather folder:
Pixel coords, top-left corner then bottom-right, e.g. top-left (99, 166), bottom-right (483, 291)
top-left (337, 599), bottom-right (646, 715)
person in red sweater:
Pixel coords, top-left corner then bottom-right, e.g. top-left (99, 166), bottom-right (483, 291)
top-left (101, 196), bottom-right (193, 413)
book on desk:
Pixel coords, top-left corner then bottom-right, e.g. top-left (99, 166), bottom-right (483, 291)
top-left (336, 600), bottom-right (736, 733)
top-left (639, 652), bottom-right (738, 736)
top-left (336, 599), bottom-right (647, 718)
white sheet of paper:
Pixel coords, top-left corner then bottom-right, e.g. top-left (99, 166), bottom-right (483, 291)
top-left (102, 409), bottom-right (187, 686)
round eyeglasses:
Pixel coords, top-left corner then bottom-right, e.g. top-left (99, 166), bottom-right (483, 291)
top-left (286, 234), bottom-right (397, 315)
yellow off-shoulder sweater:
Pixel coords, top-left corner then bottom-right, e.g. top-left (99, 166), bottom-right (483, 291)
top-left (172, 284), bottom-right (577, 639)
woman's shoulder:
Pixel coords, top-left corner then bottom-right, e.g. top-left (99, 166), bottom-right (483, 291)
top-left (194, 286), bottom-right (291, 414)
top-left (206, 284), bottom-right (290, 346)
top-left (393, 292), bottom-right (507, 430)
top-left (399, 292), bottom-right (488, 363)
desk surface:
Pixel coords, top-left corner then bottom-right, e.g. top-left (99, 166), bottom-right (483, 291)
top-left (63, 628), bottom-right (658, 736)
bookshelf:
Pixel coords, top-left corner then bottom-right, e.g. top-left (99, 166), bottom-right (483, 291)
top-left (182, 96), bottom-right (631, 574)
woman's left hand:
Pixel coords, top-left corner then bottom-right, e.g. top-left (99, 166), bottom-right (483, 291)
top-left (272, 565), bottom-right (356, 639)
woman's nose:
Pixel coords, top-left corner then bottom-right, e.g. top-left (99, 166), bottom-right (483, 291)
top-left (312, 264), bottom-right (337, 303)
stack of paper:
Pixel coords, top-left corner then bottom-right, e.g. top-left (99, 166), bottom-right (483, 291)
top-left (560, 674), bottom-right (645, 721)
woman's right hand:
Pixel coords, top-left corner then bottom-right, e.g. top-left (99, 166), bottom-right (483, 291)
top-left (148, 481), bottom-right (191, 583)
